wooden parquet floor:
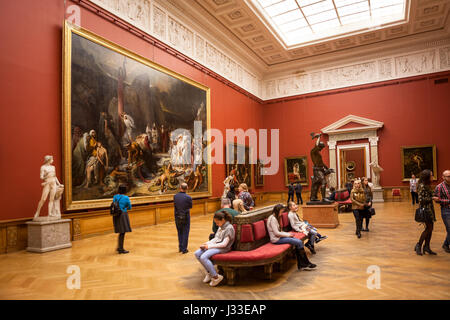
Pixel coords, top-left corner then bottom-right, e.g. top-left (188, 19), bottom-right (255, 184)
top-left (0, 201), bottom-right (449, 300)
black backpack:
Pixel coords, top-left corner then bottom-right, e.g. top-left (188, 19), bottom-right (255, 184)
top-left (110, 196), bottom-right (122, 217)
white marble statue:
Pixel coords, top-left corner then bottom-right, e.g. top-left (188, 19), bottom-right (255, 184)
top-left (369, 161), bottom-right (384, 188)
top-left (34, 155), bottom-right (64, 220)
top-left (222, 174), bottom-right (234, 198)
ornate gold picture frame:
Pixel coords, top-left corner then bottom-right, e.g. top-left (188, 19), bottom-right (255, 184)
top-left (401, 144), bottom-right (437, 181)
top-left (63, 22), bottom-right (211, 210)
top-left (255, 159), bottom-right (265, 187)
top-left (284, 156), bottom-right (308, 186)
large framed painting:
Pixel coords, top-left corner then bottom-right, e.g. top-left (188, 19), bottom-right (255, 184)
top-left (401, 145), bottom-right (437, 181)
top-left (63, 22), bottom-right (211, 210)
top-left (255, 159), bottom-right (264, 187)
top-left (284, 156), bottom-right (308, 186)
top-left (225, 143), bottom-right (253, 189)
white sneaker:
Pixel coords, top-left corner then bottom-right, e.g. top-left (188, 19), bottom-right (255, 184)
top-left (209, 274), bottom-right (224, 287)
top-left (203, 273), bottom-right (212, 283)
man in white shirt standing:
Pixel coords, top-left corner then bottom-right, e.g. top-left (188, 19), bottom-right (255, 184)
top-left (410, 174), bottom-right (419, 205)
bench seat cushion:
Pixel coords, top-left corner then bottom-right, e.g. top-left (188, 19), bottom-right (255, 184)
top-left (213, 232), bottom-right (305, 262)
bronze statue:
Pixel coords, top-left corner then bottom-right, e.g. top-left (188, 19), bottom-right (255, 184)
top-left (309, 132), bottom-right (334, 203)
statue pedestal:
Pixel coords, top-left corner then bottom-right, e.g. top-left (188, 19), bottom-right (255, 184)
top-left (301, 203), bottom-right (339, 228)
top-left (372, 187), bottom-right (384, 203)
top-left (26, 218), bottom-right (72, 253)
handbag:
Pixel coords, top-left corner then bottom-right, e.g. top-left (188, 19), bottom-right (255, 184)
top-left (369, 207), bottom-right (376, 216)
top-left (415, 207), bottom-right (430, 223)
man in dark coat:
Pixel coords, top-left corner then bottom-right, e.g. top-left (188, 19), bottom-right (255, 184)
top-left (295, 182), bottom-right (303, 205)
top-left (287, 182), bottom-right (295, 204)
top-left (174, 183), bottom-right (192, 254)
top-left (345, 180), bottom-right (354, 194)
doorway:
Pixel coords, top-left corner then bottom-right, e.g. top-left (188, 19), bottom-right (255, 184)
top-left (338, 146), bottom-right (368, 188)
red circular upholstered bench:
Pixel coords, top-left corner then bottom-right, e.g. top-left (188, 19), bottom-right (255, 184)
top-left (211, 206), bottom-right (306, 285)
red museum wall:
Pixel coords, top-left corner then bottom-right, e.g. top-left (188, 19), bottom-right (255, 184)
top-left (0, 1), bottom-right (449, 221)
top-left (0, 0), bottom-right (263, 220)
top-left (262, 75), bottom-right (450, 192)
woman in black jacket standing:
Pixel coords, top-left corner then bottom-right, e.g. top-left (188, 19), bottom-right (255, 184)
top-left (362, 177), bottom-right (373, 232)
top-left (415, 170), bottom-right (437, 255)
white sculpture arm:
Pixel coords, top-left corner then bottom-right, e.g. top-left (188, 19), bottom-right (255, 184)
top-left (40, 166), bottom-right (46, 181)
top-left (55, 176), bottom-right (63, 187)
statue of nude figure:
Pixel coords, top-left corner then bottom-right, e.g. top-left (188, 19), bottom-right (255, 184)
top-left (34, 155), bottom-right (64, 220)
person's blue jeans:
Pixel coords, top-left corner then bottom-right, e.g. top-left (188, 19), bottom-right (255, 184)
top-left (175, 214), bottom-right (190, 252)
top-left (195, 248), bottom-right (226, 277)
top-left (307, 232), bottom-right (317, 246)
top-left (275, 236), bottom-right (304, 249)
top-left (441, 207), bottom-right (450, 247)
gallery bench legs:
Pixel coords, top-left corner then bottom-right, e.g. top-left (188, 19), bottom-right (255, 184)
top-left (222, 267), bottom-right (236, 286)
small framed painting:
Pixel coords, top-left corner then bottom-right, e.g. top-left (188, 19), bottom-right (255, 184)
top-left (401, 145), bottom-right (437, 181)
top-left (284, 156), bottom-right (308, 186)
top-left (255, 159), bottom-right (264, 187)
top-left (225, 143), bottom-right (254, 189)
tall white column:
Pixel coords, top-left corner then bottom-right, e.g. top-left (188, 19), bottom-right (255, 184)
top-left (368, 136), bottom-right (379, 181)
top-left (368, 136), bottom-right (384, 202)
top-left (328, 140), bottom-right (337, 188)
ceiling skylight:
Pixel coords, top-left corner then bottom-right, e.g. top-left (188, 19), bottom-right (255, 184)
top-left (250, 0), bottom-right (408, 47)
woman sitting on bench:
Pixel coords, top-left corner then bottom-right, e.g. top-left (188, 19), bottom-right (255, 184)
top-left (266, 204), bottom-right (316, 271)
top-left (287, 201), bottom-right (327, 254)
top-left (195, 210), bottom-right (235, 287)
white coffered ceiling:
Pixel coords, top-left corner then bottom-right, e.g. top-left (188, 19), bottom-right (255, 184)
top-left (249, 0), bottom-right (408, 48)
top-left (192, 0), bottom-right (450, 69)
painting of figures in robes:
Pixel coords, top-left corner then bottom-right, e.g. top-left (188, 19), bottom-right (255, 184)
top-left (225, 143), bottom-right (253, 189)
top-left (63, 23), bottom-right (211, 210)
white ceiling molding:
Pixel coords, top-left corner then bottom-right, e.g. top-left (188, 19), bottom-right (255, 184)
top-left (88, 0), bottom-right (450, 101)
top-left (321, 115), bottom-right (384, 135)
top-left (262, 41), bottom-right (450, 100)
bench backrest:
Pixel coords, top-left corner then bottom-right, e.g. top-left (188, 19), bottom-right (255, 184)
top-left (232, 205), bottom-right (274, 251)
top-left (232, 205), bottom-right (294, 251)
top-left (335, 189), bottom-right (350, 201)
